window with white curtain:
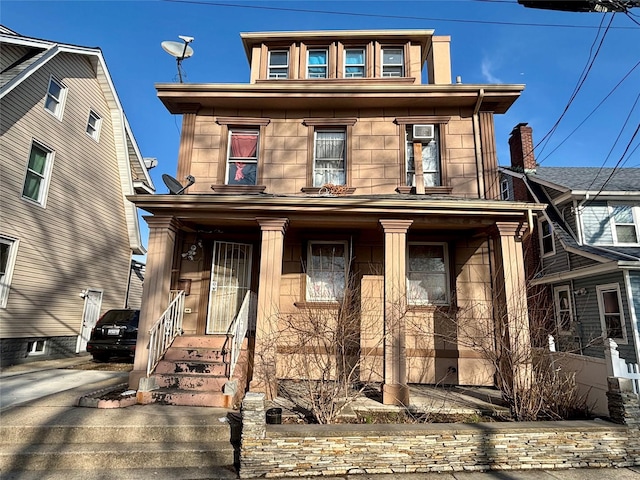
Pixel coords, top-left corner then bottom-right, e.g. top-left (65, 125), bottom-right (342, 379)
top-left (407, 243), bottom-right (449, 305)
top-left (406, 125), bottom-right (440, 187)
top-left (306, 241), bottom-right (347, 302)
top-left (553, 286), bottom-right (573, 333)
top-left (313, 130), bottom-right (346, 186)
top-left (596, 283), bottom-right (627, 342)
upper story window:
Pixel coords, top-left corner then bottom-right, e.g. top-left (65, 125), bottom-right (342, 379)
top-left (44, 76), bottom-right (67, 119)
top-left (268, 50), bottom-right (289, 79)
top-left (0, 236), bottom-right (19, 308)
top-left (596, 283), bottom-right (627, 343)
top-left (226, 129), bottom-right (259, 185)
top-left (539, 219), bottom-right (554, 256)
top-left (306, 241), bottom-right (348, 302)
top-left (314, 129), bottom-right (346, 187)
top-left (407, 243), bottom-right (450, 306)
top-left (307, 49), bottom-right (328, 78)
top-left (344, 48), bottom-right (365, 78)
top-left (382, 47), bottom-right (404, 77)
top-left (86, 110), bottom-right (102, 141)
top-left (22, 141), bottom-right (54, 207)
top-left (610, 204), bottom-right (638, 244)
top-left (553, 286), bottom-right (574, 334)
top-left (501, 179), bottom-right (510, 200)
top-left (406, 125), bottom-right (440, 187)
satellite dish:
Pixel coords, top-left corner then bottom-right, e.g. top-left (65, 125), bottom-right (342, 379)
top-left (162, 174), bottom-right (195, 195)
top-left (161, 35), bottom-right (194, 83)
top-left (161, 41), bottom-right (194, 59)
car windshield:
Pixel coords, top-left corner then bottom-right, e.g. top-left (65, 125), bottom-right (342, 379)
top-left (96, 310), bottom-right (139, 327)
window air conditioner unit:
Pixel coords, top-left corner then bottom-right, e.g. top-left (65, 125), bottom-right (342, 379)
top-left (413, 124), bottom-right (434, 141)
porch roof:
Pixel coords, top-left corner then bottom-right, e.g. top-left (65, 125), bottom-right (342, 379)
top-left (129, 193), bottom-right (544, 232)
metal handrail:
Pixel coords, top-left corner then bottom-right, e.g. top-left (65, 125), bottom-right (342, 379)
top-left (147, 290), bottom-right (185, 376)
top-left (225, 291), bottom-right (256, 378)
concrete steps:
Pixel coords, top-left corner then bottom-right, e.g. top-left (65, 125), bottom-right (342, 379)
top-left (0, 422), bottom-right (237, 473)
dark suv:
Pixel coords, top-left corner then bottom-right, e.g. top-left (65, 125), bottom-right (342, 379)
top-left (86, 309), bottom-right (140, 362)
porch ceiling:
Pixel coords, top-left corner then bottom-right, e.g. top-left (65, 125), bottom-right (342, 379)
top-left (129, 194), bottom-right (543, 231)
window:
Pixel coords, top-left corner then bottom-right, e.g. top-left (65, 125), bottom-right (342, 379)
top-left (314, 130), bottom-right (346, 187)
top-left (596, 284), bottom-right (627, 342)
top-left (382, 47), bottom-right (404, 77)
top-left (226, 129), bottom-right (259, 185)
top-left (344, 48), bottom-right (365, 78)
top-left (553, 286), bottom-right (573, 333)
top-left (86, 110), bottom-right (102, 141)
top-left (0, 236), bottom-right (18, 308)
top-left (268, 50), bottom-right (288, 79)
top-left (307, 49), bottom-right (328, 78)
top-left (22, 142), bottom-right (54, 206)
top-left (407, 243), bottom-right (449, 305)
top-left (406, 125), bottom-right (440, 187)
top-left (501, 179), bottom-right (510, 200)
top-left (539, 219), bottom-right (554, 256)
top-left (27, 340), bottom-right (46, 356)
top-left (44, 76), bottom-right (67, 119)
top-left (306, 241), bottom-right (347, 301)
top-left (610, 204), bottom-right (638, 244)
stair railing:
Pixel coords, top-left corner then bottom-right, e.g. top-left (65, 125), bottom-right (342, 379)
top-left (225, 290), bottom-right (256, 378)
top-left (147, 290), bottom-right (185, 376)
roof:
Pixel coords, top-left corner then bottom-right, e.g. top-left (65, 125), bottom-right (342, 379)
top-left (527, 167), bottom-right (640, 194)
top-left (0, 25), bottom-right (155, 254)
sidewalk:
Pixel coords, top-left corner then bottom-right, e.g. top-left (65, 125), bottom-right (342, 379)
top-left (1, 357), bottom-right (639, 479)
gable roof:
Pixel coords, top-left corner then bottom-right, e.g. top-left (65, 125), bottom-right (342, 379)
top-left (0, 25), bottom-right (155, 254)
top-left (524, 167), bottom-right (640, 195)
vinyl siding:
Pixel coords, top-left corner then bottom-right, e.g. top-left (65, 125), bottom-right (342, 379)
top-left (541, 248), bottom-right (569, 275)
top-left (582, 202), bottom-right (614, 245)
top-left (568, 252), bottom-right (599, 269)
top-left (0, 44), bottom-right (30, 71)
top-left (0, 52), bottom-right (132, 339)
top-left (575, 271), bottom-right (636, 363)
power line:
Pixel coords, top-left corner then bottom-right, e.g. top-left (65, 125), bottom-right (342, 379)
top-left (162, 0), bottom-right (639, 30)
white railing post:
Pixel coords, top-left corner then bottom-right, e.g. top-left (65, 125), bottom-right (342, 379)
top-left (548, 334), bottom-right (556, 352)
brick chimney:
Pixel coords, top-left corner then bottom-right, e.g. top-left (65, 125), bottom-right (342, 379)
top-left (509, 123), bottom-right (537, 173)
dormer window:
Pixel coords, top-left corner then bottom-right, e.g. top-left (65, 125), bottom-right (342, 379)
top-left (307, 49), bottom-right (328, 78)
top-left (344, 48), bottom-right (365, 78)
top-left (268, 50), bottom-right (289, 79)
top-left (611, 204), bottom-right (638, 244)
top-left (382, 47), bottom-right (404, 77)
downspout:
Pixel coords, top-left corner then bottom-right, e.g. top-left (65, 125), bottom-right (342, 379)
top-left (623, 270), bottom-right (640, 364)
top-left (473, 89), bottom-right (485, 199)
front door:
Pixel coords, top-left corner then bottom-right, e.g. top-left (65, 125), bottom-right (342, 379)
top-left (206, 241), bottom-right (253, 334)
top-left (76, 289), bottom-right (103, 352)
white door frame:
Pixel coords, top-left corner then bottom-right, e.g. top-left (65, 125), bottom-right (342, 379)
top-left (76, 289), bottom-right (103, 353)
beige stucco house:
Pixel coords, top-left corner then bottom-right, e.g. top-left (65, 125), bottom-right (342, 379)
top-left (129, 29), bottom-right (543, 407)
top-left (0, 26), bottom-right (154, 365)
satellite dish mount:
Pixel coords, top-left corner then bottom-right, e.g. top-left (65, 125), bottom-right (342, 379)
top-left (162, 174), bottom-right (196, 195)
top-left (161, 35), bottom-right (194, 83)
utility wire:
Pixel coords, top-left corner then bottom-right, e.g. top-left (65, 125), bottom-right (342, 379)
top-left (162, 0), bottom-right (639, 29)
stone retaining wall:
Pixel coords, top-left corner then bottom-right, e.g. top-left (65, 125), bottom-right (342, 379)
top-left (240, 392), bottom-right (640, 478)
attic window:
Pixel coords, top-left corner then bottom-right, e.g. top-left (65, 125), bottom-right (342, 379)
top-left (539, 219), bottom-right (554, 256)
top-left (44, 76), bottom-right (67, 119)
top-left (86, 110), bottom-right (102, 141)
top-left (611, 204), bottom-right (638, 244)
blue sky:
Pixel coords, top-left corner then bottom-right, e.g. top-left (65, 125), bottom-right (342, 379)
top-left (3, 0), bottom-right (639, 253)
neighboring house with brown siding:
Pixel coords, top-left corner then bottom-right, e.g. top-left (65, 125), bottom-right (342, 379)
top-left (129, 30), bottom-right (544, 408)
top-left (0, 26), bottom-right (154, 365)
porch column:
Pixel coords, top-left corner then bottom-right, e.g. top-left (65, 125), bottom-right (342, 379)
top-left (379, 219), bottom-right (413, 406)
top-left (492, 221), bottom-right (532, 392)
top-left (250, 217), bottom-right (289, 399)
top-left (129, 216), bottom-right (180, 389)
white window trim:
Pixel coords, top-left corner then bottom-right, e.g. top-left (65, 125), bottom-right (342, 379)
top-left (306, 240), bottom-right (349, 302)
top-left (225, 128), bottom-right (259, 185)
top-left (44, 75), bottom-right (67, 120)
top-left (0, 235), bottom-right (19, 308)
top-left (553, 285), bottom-right (574, 335)
top-left (538, 218), bottom-right (555, 257)
top-left (344, 48), bottom-right (365, 78)
top-left (86, 110), bottom-right (102, 141)
top-left (405, 124), bottom-right (441, 188)
top-left (407, 242), bottom-right (450, 306)
top-left (500, 179), bottom-right (510, 200)
top-left (381, 47), bottom-right (404, 77)
top-left (22, 140), bottom-right (55, 208)
top-left (268, 50), bottom-right (289, 79)
top-left (596, 283), bottom-right (628, 344)
top-left (27, 339), bottom-right (47, 356)
top-left (609, 203), bottom-right (639, 245)
top-left (313, 128), bottom-right (346, 187)
top-left (307, 48), bottom-right (328, 79)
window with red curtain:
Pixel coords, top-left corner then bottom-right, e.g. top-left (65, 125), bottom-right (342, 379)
top-left (227, 129), bottom-right (258, 185)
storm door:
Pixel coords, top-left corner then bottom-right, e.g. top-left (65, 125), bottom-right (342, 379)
top-left (206, 241), bottom-right (253, 334)
top-left (76, 289), bottom-right (103, 352)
